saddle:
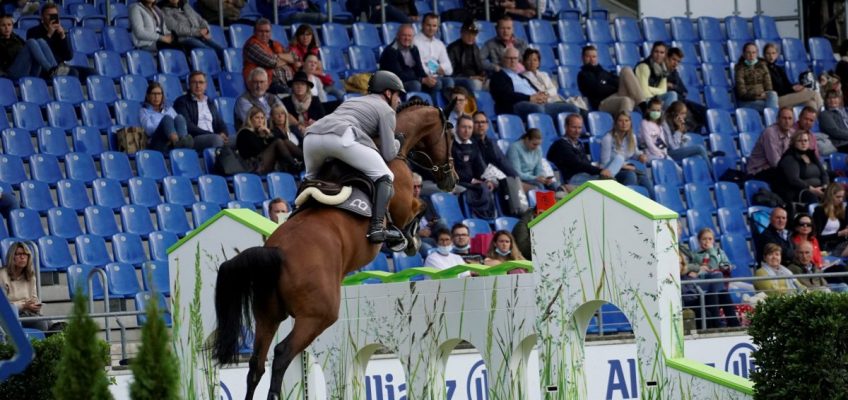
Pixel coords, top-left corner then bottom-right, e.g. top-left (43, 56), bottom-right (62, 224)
top-left (294, 161), bottom-right (376, 218)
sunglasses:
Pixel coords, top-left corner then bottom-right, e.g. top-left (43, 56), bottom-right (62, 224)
top-left (797, 222), bottom-right (812, 227)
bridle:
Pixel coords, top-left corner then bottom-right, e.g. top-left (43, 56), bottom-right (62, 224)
top-left (397, 106), bottom-right (455, 184)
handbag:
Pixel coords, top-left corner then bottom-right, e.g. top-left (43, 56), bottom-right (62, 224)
top-left (213, 146), bottom-right (248, 176)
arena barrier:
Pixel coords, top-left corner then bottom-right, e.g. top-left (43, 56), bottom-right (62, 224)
top-left (166, 180), bottom-right (754, 399)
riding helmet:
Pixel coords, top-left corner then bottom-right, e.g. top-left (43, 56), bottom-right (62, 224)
top-left (368, 70), bottom-right (407, 95)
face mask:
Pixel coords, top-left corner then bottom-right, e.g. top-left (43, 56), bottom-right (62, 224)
top-left (454, 244), bottom-right (470, 252)
top-left (649, 111), bottom-right (662, 120)
top-left (744, 59), bottom-right (758, 66)
top-left (275, 211), bottom-right (290, 224)
top-left (436, 245), bottom-right (453, 255)
top-left (495, 248), bottom-right (511, 257)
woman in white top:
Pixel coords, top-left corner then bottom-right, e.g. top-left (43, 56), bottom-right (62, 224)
top-left (813, 183), bottom-right (848, 256)
top-left (0, 242), bottom-right (48, 331)
top-left (521, 48), bottom-right (563, 103)
top-left (600, 111), bottom-right (653, 196)
top-left (661, 101), bottom-right (711, 167)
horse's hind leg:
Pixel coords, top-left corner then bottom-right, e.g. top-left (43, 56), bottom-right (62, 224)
top-left (245, 317), bottom-right (282, 400)
top-left (266, 316), bottom-right (335, 400)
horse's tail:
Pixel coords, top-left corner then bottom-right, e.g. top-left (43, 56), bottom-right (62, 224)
top-left (212, 246), bottom-right (284, 365)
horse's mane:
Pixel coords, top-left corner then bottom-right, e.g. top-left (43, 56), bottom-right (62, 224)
top-left (396, 98), bottom-right (432, 114)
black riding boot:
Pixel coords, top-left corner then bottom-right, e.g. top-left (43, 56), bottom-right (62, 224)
top-left (367, 175), bottom-right (404, 243)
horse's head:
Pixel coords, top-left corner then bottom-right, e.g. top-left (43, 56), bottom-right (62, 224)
top-left (396, 100), bottom-right (457, 192)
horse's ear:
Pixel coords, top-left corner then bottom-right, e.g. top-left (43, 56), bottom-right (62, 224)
top-left (442, 98), bottom-right (457, 120)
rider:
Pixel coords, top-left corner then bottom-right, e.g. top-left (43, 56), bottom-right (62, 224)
top-left (303, 70), bottom-right (406, 244)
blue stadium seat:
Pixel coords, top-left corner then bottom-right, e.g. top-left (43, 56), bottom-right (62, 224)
top-left (134, 291), bottom-right (171, 326)
top-left (671, 40), bottom-right (700, 66)
top-left (127, 50), bottom-right (157, 78)
top-left (829, 152), bottom-right (848, 173)
top-left (706, 108), bottom-right (737, 135)
top-left (686, 208), bottom-right (717, 236)
top-left (752, 15), bottom-right (779, 42)
top-left (743, 180), bottom-right (771, 206)
top-left (587, 111), bottom-right (613, 138)
top-left (191, 48), bottom-right (221, 78)
top-left (37, 127), bottom-right (71, 157)
top-left (556, 43), bottom-right (582, 67)
top-left (120, 74), bottom-right (148, 102)
top-left (0, 78), bottom-right (17, 108)
top-left (222, 48), bottom-right (243, 73)
top-left (214, 97), bottom-right (236, 130)
top-left (699, 41), bottom-right (727, 64)
top-left (349, 45), bottom-right (378, 74)
top-left (463, 218), bottom-right (492, 238)
top-left (53, 76), bottom-right (85, 105)
top-left (780, 38), bottom-right (807, 63)
top-left (9, 209), bottom-right (45, 241)
top-left (0, 213), bottom-right (8, 240)
top-left (84, 205), bottom-right (120, 237)
top-left (702, 63), bottom-right (730, 88)
top-left (641, 17), bottom-right (670, 43)
top-left (319, 46), bottom-right (347, 75)
top-left (2, 128), bottom-right (36, 158)
top-left (148, 231), bottom-right (178, 262)
top-left (80, 101), bottom-right (113, 131)
top-left (103, 26), bottom-right (133, 54)
top-left (557, 19), bottom-right (585, 43)
top-left (198, 175), bottom-right (231, 206)
top-left (721, 233), bottom-right (755, 274)
top-left (527, 113), bottom-right (557, 145)
top-left (170, 149), bottom-right (203, 179)
top-left (544, 0), bottom-right (579, 20)
top-left (267, 172), bottom-right (297, 204)
top-left (120, 204), bottom-right (156, 237)
top-left (114, 99), bottom-right (141, 127)
top-left (233, 173), bottom-right (266, 206)
top-left (30, 154), bottom-right (63, 185)
top-left (717, 206), bottom-right (750, 239)
top-left (352, 22), bottom-right (381, 51)
top-left (156, 203), bottom-right (192, 236)
top-left (12, 102), bottom-right (46, 131)
top-left (473, 90), bottom-right (496, 118)
top-left (155, 74), bottom-right (185, 103)
top-left (67, 264), bottom-right (105, 299)
top-left (141, 260), bottom-right (170, 295)
top-left (20, 180), bottom-right (55, 213)
top-left (392, 251), bottom-right (424, 271)
top-left (381, 22), bottom-right (401, 44)
top-left (47, 207), bottom-right (84, 240)
top-left (227, 200), bottom-right (255, 210)
top-left (158, 49), bottom-right (191, 78)
top-left (69, 27), bottom-right (100, 55)
top-left (783, 61), bottom-right (807, 85)
top-left (614, 42), bottom-right (641, 68)
top-left (163, 176), bottom-right (197, 208)
top-left (19, 77), bottom-right (51, 106)
top-left (697, 16), bottom-right (723, 41)
top-left (734, 107), bottom-right (763, 134)
top-left (714, 180), bottom-right (745, 210)
top-left (614, 16), bottom-right (643, 43)
top-left (46, 101), bottom-right (78, 131)
top-left (737, 131), bottom-right (760, 159)
top-left (651, 159), bottom-right (683, 188)
top-left (361, 252), bottom-right (389, 272)
top-left (704, 86), bottom-right (735, 112)
top-left (192, 202), bottom-right (221, 227)
top-left (708, 132), bottom-right (739, 161)
top-left (0, 154), bottom-right (27, 186)
top-left (112, 233), bottom-right (147, 265)
top-left (218, 72), bottom-right (245, 98)
top-left (682, 156), bottom-right (714, 184)
top-left (586, 18), bottom-right (614, 44)
top-left (38, 236), bottom-right (75, 272)
top-left (91, 178), bottom-right (125, 211)
top-left (228, 24), bottom-right (252, 48)
top-left (56, 178), bottom-right (92, 211)
top-left (494, 216), bottom-right (519, 232)
top-left (683, 182), bottom-right (715, 212)
top-left (528, 19), bottom-right (557, 46)
top-left (87, 75), bottom-right (119, 103)
top-left (591, 43), bottom-right (616, 70)
top-left (724, 16), bottom-right (752, 41)
top-left (135, 150), bottom-right (169, 180)
top-left (556, 65), bottom-right (581, 97)
top-left (496, 114), bottom-right (525, 141)
top-left (430, 192), bottom-right (465, 227)
top-left (809, 37), bottom-right (836, 63)
top-left (100, 151), bottom-right (132, 183)
top-left (322, 22), bottom-right (351, 48)
top-left (128, 177), bottom-right (163, 209)
top-left (105, 262), bottom-right (142, 299)
top-left (63, 152), bottom-right (97, 183)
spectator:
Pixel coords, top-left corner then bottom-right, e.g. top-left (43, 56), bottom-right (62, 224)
top-left (257, 0), bottom-right (327, 25)
top-left (129, 0), bottom-right (176, 52)
top-left (268, 197), bottom-right (291, 224)
top-left (303, 54), bottom-right (345, 103)
top-left (790, 213), bottom-right (824, 268)
top-left (762, 43), bottom-right (822, 110)
top-left (472, 111), bottom-right (519, 178)
top-left (635, 41), bottom-right (678, 109)
top-left (140, 82), bottom-right (194, 153)
top-left (754, 242), bottom-right (804, 296)
top-left (174, 71), bottom-right (229, 151)
top-left (288, 24), bottom-right (318, 68)
top-left (746, 106), bottom-right (796, 184)
top-left (521, 48), bottom-right (584, 116)
top-left (453, 115), bottom-right (497, 219)
top-left (196, 0), bottom-right (245, 26)
top-left (662, 101), bottom-right (711, 165)
top-left (270, 104), bottom-right (303, 147)
top-left (688, 227), bottom-right (740, 328)
top-left (237, 67), bottom-right (284, 127)
top-left (819, 89), bottom-right (848, 153)
top-left (507, 129), bottom-right (556, 191)
top-left (546, 113), bottom-right (612, 185)
top-left (379, 24), bottom-right (439, 96)
top-left (665, 47), bottom-right (706, 132)
top-left (412, 172), bottom-right (442, 253)
top-left (483, 230), bottom-right (527, 274)
top-left (734, 42), bottom-right (779, 113)
top-left (600, 111), bottom-right (653, 195)
top-left (0, 243), bottom-right (48, 331)
top-left (481, 15), bottom-right (528, 74)
top-left (26, 3), bottom-right (84, 78)
top-left (243, 18), bottom-right (298, 94)
top-left (577, 45), bottom-right (642, 114)
top-left (756, 207), bottom-right (795, 262)
top-left (282, 71), bottom-right (326, 132)
top-left (640, 97), bottom-right (672, 161)
top-left (502, 0), bottom-right (537, 21)
top-left (424, 229), bottom-right (467, 272)
top-left (414, 13), bottom-right (454, 91)
top-left (490, 47), bottom-right (578, 120)
top-left (237, 106), bottom-right (304, 174)
top-left (777, 131), bottom-right (827, 205)
top-left (447, 87), bottom-right (473, 126)
top-left (160, 0), bottom-right (225, 57)
top-left (795, 106), bottom-right (825, 156)
top-left (786, 241), bottom-right (831, 292)
top-left (451, 223), bottom-right (482, 263)
top-left (812, 183), bottom-right (848, 257)
top-left (447, 20), bottom-right (487, 92)
top-left (0, 15), bottom-right (69, 79)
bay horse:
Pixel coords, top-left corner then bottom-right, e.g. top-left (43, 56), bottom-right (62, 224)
top-left (212, 100), bottom-right (456, 400)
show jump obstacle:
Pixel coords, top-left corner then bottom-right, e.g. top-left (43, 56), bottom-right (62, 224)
top-left (166, 180), bottom-right (754, 399)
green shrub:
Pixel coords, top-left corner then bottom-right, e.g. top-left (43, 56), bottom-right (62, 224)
top-left (130, 296), bottom-right (179, 400)
top-left (748, 292), bottom-right (848, 399)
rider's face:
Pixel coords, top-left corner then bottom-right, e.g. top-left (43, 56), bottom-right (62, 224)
top-left (388, 91), bottom-right (401, 110)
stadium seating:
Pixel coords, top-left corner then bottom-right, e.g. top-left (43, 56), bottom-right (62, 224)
top-left (67, 264), bottom-right (106, 299)
top-left (112, 233), bottom-right (147, 266)
top-left (38, 127), bottom-right (71, 157)
top-left (105, 262), bottom-right (142, 299)
top-left (141, 260), bottom-right (170, 295)
top-left (84, 205), bottom-right (121, 237)
top-left (57, 178), bottom-right (93, 211)
top-left (38, 236), bottom-right (76, 272)
top-left (2, 128), bottom-right (36, 157)
top-left (47, 207), bottom-right (84, 240)
top-left (156, 203), bottom-right (192, 236)
top-left (92, 178), bottom-right (127, 210)
top-left (128, 177), bottom-right (164, 209)
top-left (20, 180), bottom-right (55, 213)
top-left (120, 204), bottom-right (156, 237)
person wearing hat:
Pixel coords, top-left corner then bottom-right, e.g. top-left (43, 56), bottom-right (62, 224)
top-left (447, 20), bottom-right (487, 92)
top-left (283, 70), bottom-right (327, 133)
top-left (237, 67), bottom-right (284, 127)
top-left (302, 70), bottom-right (407, 243)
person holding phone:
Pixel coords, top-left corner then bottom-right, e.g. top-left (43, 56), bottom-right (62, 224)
top-left (662, 101), bottom-right (711, 167)
top-left (25, 3), bottom-right (82, 77)
top-left (507, 128), bottom-right (556, 192)
top-left (0, 242), bottom-right (50, 331)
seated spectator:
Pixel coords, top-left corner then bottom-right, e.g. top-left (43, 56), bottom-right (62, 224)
top-left (688, 227), bottom-right (740, 328)
top-left (755, 207), bottom-right (795, 262)
top-left (160, 0), bottom-right (225, 57)
top-left (786, 241), bottom-right (831, 292)
top-left (665, 47), bottom-right (706, 132)
top-left (174, 71), bottom-right (229, 151)
top-left (490, 47), bottom-right (579, 120)
top-left (754, 243), bottom-right (804, 296)
top-left (237, 67), bottom-right (284, 127)
top-left (237, 106), bottom-right (304, 174)
top-left (257, 0), bottom-right (327, 25)
top-left (521, 48), bottom-right (585, 116)
top-left (447, 87), bottom-right (474, 126)
top-left (288, 24), bottom-right (318, 70)
top-left (734, 42), bottom-right (779, 113)
top-left (819, 89), bottom-right (848, 153)
top-left (777, 131), bottom-right (827, 205)
top-left (635, 42), bottom-right (678, 109)
top-left (547, 113), bottom-right (612, 186)
top-left (129, 0), bottom-right (176, 52)
top-left (791, 213), bottom-right (824, 268)
top-left (196, 0), bottom-right (245, 26)
top-left (140, 82), bottom-right (194, 152)
top-left (268, 197), bottom-right (291, 224)
top-left (451, 223), bottom-right (483, 263)
top-left (414, 13), bottom-right (454, 92)
top-left (763, 43), bottom-right (822, 110)
top-left (746, 106), bottom-right (796, 184)
top-left (303, 54), bottom-right (344, 103)
top-left (379, 24), bottom-right (440, 97)
top-left (600, 111), bottom-right (653, 195)
top-left (243, 18), bottom-right (298, 94)
top-left (812, 183), bottom-right (848, 257)
top-left (507, 129), bottom-right (556, 191)
top-left (26, 3), bottom-right (89, 78)
top-left (424, 229), bottom-right (468, 273)
top-left (0, 15), bottom-right (69, 79)
top-left (662, 101), bottom-right (711, 166)
top-left (795, 106), bottom-right (826, 156)
top-left (472, 111), bottom-right (519, 178)
top-left (0, 243), bottom-right (48, 331)
top-left (481, 16), bottom-right (528, 74)
top-left (270, 104), bottom-right (303, 147)
top-left (577, 45), bottom-right (642, 114)
top-left (483, 230), bottom-right (527, 273)
top-left (502, 0), bottom-right (537, 21)
top-left (641, 97), bottom-right (672, 161)
top-left (282, 71), bottom-right (326, 132)
top-left (447, 20), bottom-right (487, 92)
top-left (453, 115), bottom-right (497, 219)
